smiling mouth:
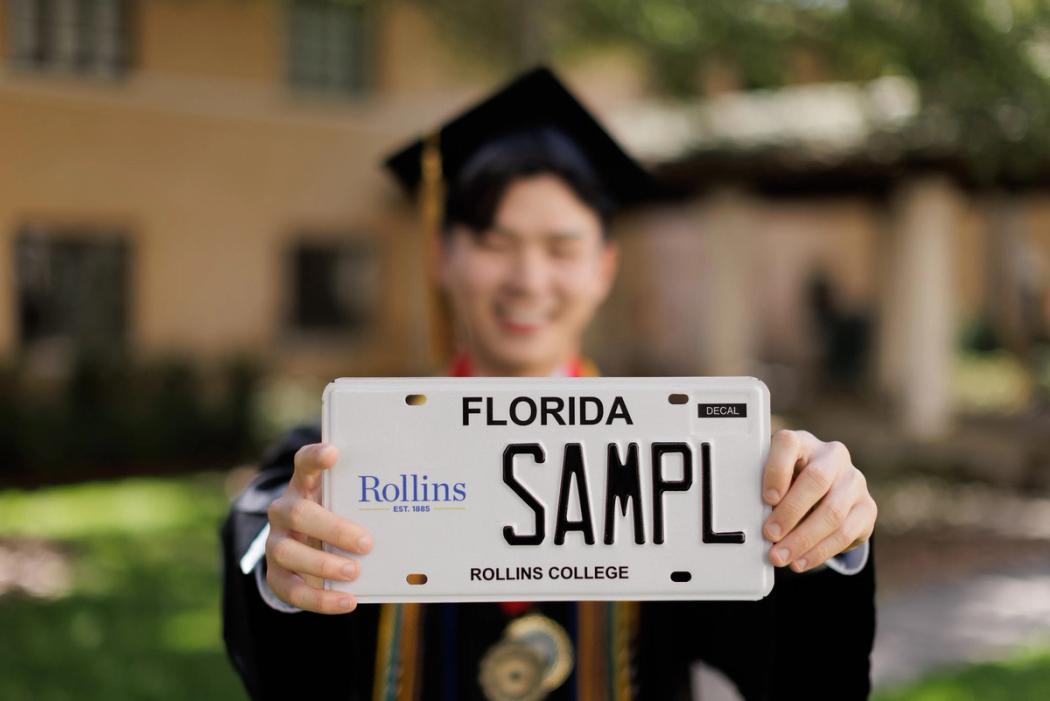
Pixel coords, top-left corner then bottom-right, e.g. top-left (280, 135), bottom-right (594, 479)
top-left (495, 305), bottom-right (551, 336)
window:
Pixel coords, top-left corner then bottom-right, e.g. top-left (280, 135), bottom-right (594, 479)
top-left (288, 240), bottom-right (378, 334)
top-left (15, 227), bottom-right (130, 353)
top-left (287, 0), bottom-right (371, 96)
top-left (6, 0), bottom-right (131, 78)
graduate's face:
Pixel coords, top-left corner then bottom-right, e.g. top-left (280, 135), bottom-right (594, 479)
top-left (441, 174), bottom-right (618, 376)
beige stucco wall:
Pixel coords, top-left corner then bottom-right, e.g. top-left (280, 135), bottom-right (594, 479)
top-left (0, 0), bottom-right (479, 378)
top-left (140, 0), bottom-right (281, 82)
top-left (1022, 195), bottom-right (1050, 323)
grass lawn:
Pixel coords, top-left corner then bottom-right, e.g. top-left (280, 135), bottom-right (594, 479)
top-left (2, 473), bottom-right (1049, 700)
top-left (0, 473), bottom-right (245, 701)
top-left (873, 647), bottom-right (1050, 701)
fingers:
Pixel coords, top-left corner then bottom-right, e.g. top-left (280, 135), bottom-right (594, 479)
top-left (268, 496), bottom-right (374, 555)
top-left (267, 443), bottom-right (365, 614)
top-left (761, 431), bottom-right (878, 571)
top-left (791, 497), bottom-right (876, 572)
top-left (267, 533), bottom-right (360, 582)
top-left (764, 440), bottom-right (847, 541)
top-left (767, 468), bottom-right (863, 567)
top-left (290, 443), bottom-right (339, 495)
top-left (266, 564), bottom-right (357, 614)
top-left (762, 430), bottom-right (817, 506)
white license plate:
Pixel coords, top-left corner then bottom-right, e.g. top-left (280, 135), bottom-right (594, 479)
top-left (322, 377), bottom-right (773, 602)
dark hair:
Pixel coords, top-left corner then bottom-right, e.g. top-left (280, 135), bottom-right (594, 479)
top-left (443, 127), bottom-right (615, 237)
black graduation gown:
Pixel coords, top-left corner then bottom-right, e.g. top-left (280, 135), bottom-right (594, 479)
top-left (221, 424), bottom-right (876, 701)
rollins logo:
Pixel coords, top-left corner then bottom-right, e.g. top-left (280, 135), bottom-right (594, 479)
top-left (359, 474), bottom-right (466, 503)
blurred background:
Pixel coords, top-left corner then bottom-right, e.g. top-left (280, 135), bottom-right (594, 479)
top-left (2, 0), bottom-right (1050, 699)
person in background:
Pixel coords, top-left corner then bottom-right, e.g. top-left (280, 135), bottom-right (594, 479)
top-left (222, 67), bottom-right (877, 701)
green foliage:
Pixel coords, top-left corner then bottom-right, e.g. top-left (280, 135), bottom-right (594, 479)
top-left (568, 0), bottom-right (829, 93)
top-left (1036, 344), bottom-right (1050, 399)
top-left (0, 354), bottom-right (265, 482)
top-left (0, 474), bottom-right (245, 700)
top-left (835, 0), bottom-right (1050, 183)
top-left (411, 0), bottom-right (1050, 183)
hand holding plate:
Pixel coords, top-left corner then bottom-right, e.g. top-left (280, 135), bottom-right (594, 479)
top-left (264, 442), bottom-right (374, 614)
top-left (761, 430), bottom-right (876, 573)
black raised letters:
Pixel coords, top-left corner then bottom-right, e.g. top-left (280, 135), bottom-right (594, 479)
top-left (503, 443), bottom-right (545, 545)
top-left (607, 396), bottom-right (634, 425)
top-left (487, 397), bottom-right (507, 425)
top-left (502, 440), bottom-right (744, 548)
top-left (463, 396), bottom-right (482, 425)
top-left (604, 442), bottom-right (645, 544)
top-left (651, 442), bottom-right (693, 545)
top-left (540, 397), bottom-right (565, 426)
top-left (510, 397), bottom-right (537, 425)
top-left (465, 395), bottom-right (632, 426)
top-left (554, 443), bottom-right (596, 545)
top-left (701, 442), bottom-right (745, 544)
top-left (580, 397), bottom-right (602, 425)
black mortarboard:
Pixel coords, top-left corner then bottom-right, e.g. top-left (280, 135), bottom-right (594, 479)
top-left (383, 65), bottom-right (654, 209)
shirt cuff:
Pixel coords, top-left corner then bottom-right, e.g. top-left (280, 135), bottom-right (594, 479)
top-left (254, 557), bottom-right (303, 614)
top-left (824, 540), bottom-right (870, 576)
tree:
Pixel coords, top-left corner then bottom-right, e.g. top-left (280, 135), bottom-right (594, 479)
top-left (410, 0), bottom-right (1050, 183)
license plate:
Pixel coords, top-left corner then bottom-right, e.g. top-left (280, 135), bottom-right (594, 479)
top-left (322, 377), bottom-right (773, 602)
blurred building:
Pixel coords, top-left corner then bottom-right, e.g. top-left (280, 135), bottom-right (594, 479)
top-left (0, 0), bottom-right (495, 382)
top-left (2, 0), bottom-right (1049, 448)
top-left (597, 79), bottom-right (1050, 442)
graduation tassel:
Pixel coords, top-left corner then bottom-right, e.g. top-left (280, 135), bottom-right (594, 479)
top-left (372, 604), bottom-right (401, 701)
top-left (420, 130), bottom-right (454, 369)
top-left (576, 602), bottom-right (609, 699)
top-left (372, 603), bottom-right (423, 701)
top-left (611, 601), bottom-right (639, 701)
top-left (396, 603), bottom-right (423, 701)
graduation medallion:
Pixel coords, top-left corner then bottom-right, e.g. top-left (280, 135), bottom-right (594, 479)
top-left (479, 614), bottom-right (574, 701)
top-left (478, 640), bottom-right (545, 701)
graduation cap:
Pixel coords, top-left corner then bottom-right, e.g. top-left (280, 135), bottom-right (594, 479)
top-left (383, 65), bottom-right (655, 208)
top-left (382, 66), bottom-right (654, 368)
